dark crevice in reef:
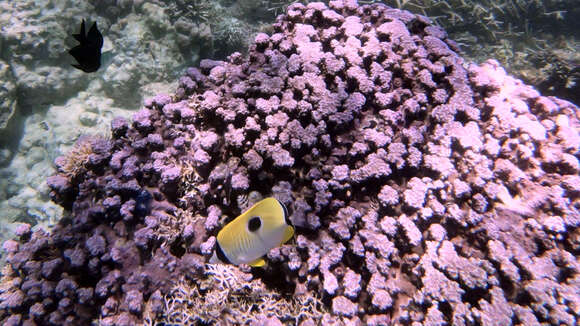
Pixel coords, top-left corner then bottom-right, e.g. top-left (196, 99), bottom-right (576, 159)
top-left (461, 286), bottom-right (490, 310)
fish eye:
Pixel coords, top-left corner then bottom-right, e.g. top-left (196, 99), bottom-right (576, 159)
top-left (248, 216), bottom-right (261, 232)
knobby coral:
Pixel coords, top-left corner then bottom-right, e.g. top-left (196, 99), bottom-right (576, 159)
top-left (0, 1), bottom-right (579, 325)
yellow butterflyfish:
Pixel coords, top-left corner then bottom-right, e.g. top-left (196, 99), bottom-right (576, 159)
top-left (210, 197), bottom-right (294, 267)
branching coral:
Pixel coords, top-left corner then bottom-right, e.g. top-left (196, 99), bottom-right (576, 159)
top-left (177, 160), bottom-right (205, 208)
top-left (54, 135), bottom-right (110, 181)
top-left (146, 265), bottom-right (326, 325)
top-left (236, 190), bottom-right (264, 211)
top-left (529, 44), bottom-right (580, 104)
top-left (375, 0), bottom-right (576, 43)
top-left (154, 208), bottom-right (203, 247)
top-left (220, 19), bottom-right (247, 44)
top-left (261, 0), bottom-right (308, 16)
top-left (164, 0), bottom-right (219, 24)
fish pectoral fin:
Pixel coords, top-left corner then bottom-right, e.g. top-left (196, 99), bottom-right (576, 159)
top-left (68, 45), bottom-right (83, 58)
top-left (281, 226), bottom-right (294, 244)
top-left (249, 257), bottom-right (266, 267)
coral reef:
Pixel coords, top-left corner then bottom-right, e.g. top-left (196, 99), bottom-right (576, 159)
top-left (525, 46), bottom-right (580, 105)
top-left (0, 0), bottom-right (198, 248)
top-left (1, 0), bottom-right (579, 325)
top-left (372, 0), bottom-right (580, 105)
top-left (0, 61), bottom-right (18, 136)
top-left (378, 0), bottom-right (578, 43)
top-left (146, 265), bottom-right (326, 325)
top-left (0, 0), bottom-right (255, 251)
top-left (265, 1), bottom-right (580, 106)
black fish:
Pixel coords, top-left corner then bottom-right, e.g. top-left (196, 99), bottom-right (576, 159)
top-left (68, 19), bottom-right (103, 73)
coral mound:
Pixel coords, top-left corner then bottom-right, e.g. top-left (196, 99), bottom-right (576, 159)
top-left (1, 0), bottom-right (580, 325)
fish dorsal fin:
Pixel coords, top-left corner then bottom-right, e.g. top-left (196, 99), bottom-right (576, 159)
top-left (87, 21), bottom-right (104, 47)
top-left (249, 257), bottom-right (266, 267)
top-left (88, 22), bottom-right (98, 36)
top-left (73, 19), bottom-right (86, 43)
top-left (281, 225), bottom-right (294, 245)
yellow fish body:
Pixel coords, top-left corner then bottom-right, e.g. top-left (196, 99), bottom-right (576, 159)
top-left (210, 197), bottom-right (294, 267)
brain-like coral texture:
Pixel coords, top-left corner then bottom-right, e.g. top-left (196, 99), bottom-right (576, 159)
top-left (1, 1), bottom-right (579, 325)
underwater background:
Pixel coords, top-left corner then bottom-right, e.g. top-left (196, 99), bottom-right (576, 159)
top-left (0, 0), bottom-right (579, 325)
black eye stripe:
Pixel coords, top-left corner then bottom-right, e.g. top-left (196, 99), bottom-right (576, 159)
top-left (248, 216), bottom-right (261, 232)
top-left (215, 241), bottom-right (231, 264)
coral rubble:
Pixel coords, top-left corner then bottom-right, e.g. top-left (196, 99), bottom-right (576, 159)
top-left (1, 1), bottom-right (579, 325)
